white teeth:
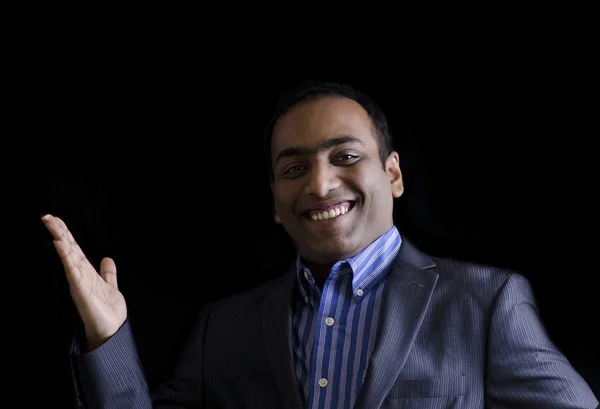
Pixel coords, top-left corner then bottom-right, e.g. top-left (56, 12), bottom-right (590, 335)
top-left (309, 204), bottom-right (350, 221)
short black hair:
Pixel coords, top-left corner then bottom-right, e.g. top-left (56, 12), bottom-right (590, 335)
top-left (264, 80), bottom-right (395, 181)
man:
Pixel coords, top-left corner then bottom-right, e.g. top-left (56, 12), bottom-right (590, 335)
top-left (43, 81), bottom-right (599, 408)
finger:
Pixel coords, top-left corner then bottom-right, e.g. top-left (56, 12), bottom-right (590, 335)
top-left (44, 214), bottom-right (98, 285)
top-left (49, 219), bottom-right (92, 272)
top-left (43, 216), bottom-right (81, 259)
top-left (100, 257), bottom-right (118, 288)
top-left (42, 215), bottom-right (70, 242)
top-left (53, 217), bottom-right (79, 246)
top-left (53, 217), bottom-right (91, 262)
top-left (45, 216), bottom-right (91, 268)
top-left (53, 239), bottom-right (86, 284)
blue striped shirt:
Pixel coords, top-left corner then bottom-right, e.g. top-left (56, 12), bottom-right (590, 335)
top-left (291, 226), bottom-right (402, 409)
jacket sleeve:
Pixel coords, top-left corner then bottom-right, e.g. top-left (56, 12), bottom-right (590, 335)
top-left (485, 273), bottom-right (598, 408)
top-left (72, 305), bottom-right (214, 409)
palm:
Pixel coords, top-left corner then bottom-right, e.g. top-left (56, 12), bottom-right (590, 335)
top-left (70, 262), bottom-right (127, 339)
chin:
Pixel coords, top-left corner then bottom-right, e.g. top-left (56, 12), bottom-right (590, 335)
top-left (302, 240), bottom-right (359, 264)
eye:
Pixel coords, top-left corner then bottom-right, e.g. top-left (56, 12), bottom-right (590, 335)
top-left (335, 154), bottom-right (359, 163)
top-left (283, 165), bottom-right (306, 175)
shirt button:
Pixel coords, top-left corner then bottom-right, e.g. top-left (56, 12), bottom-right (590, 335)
top-left (318, 378), bottom-right (328, 387)
top-left (356, 289), bottom-right (364, 296)
top-left (325, 317), bottom-right (335, 326)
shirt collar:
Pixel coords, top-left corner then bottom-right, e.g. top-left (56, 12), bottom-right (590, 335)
top-left (295, 226), bottom-right (402, 303)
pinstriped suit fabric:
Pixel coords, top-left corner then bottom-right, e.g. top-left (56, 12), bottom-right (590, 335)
top-left (73, 237), bottom-right (599, 409)
top-left (76, 323), bottom-right (152, 408)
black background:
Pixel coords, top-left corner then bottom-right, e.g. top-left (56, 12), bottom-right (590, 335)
top-left (26, 77), bottom-right (598, 406)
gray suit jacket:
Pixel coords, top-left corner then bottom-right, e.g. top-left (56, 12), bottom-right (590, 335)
top-left (72, 239), bottom-right (599, 408)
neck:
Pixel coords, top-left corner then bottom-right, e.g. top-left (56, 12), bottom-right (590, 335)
top-left (303, 260), bottom-right (333, 291)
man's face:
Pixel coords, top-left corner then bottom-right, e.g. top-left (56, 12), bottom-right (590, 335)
top-left (270, 96), bottom-right (404, 264)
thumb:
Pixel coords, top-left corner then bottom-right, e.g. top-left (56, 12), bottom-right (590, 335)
top-left (100, 257), bottom-right (118, 288)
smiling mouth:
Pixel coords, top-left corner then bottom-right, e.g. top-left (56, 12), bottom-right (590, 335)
top-left (304, 201), bottom-right (356, 221)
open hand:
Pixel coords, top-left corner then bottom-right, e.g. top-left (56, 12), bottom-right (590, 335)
top-left (42, 214), bottom-right (127, 350)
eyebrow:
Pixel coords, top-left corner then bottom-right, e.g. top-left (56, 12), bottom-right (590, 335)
top-left (274, 135), bottom-right (363, 166)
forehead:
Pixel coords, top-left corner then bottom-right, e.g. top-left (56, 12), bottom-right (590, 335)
top-left (271, 96), bottom-right (377, 156)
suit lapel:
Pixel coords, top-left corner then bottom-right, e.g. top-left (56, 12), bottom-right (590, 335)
top-left (354, 239), bottom-right (439, 409)
top-left (260, 266), bottom-right (304, 409)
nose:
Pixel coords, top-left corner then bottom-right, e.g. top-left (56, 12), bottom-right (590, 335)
top-left (304, 162), bottom-right (340, 197)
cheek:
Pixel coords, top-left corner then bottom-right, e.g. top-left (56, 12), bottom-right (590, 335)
top-left (349, 165), bottom-right (378, 191)
top-left (273, 189), bottom-right (296, 216)
top-left (350, 167), bottom-right (388, 204)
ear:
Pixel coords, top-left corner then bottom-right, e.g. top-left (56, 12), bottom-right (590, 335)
top-left (270, 182), bottom-right (282, 224)
top-left (273, 203), bottom-right (282, 224)
top-left (386, 151), bottom-right (404, 198)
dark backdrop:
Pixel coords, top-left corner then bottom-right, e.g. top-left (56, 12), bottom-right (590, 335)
top-left (29, 78), bottom-right (598, 406)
